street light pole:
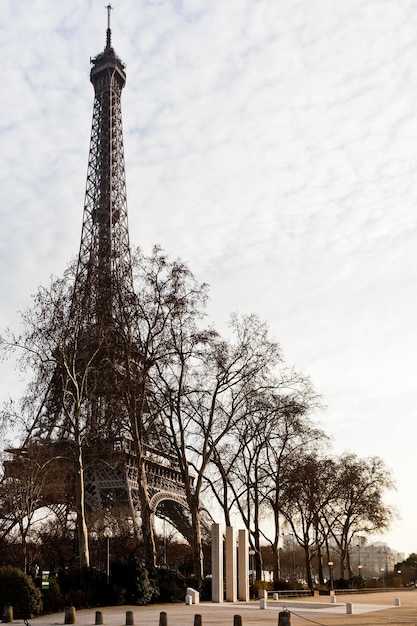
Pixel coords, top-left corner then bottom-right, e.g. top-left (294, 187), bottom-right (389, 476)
top-left (103, 529), bottom-right (111, 585)
top-left (328, 562), bottom-right (334, 591)
top-left (106, 536), bottom-right (110, 585)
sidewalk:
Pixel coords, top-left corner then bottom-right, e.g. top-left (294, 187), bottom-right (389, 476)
top-left (25, 590), bottom-right (417, 626)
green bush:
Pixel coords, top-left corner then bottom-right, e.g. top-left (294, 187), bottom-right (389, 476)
top-left (57, 567), bottom-right (117, 608)
top-left (156, 569), bottom-right (186, 603)
top-left (110, 561), bottom-right (157, 605)
top-left (38, 576), bottom-right (63, 613)
top-left (273, 579), bottom-right (304, 590)
top-left (348, 575), bottom-right (365, 589)
top-left (0, 566), bottom-right (42, 617)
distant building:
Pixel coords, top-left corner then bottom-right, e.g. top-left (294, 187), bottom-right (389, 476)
top-left (349, 539), bottom-right (404, 578)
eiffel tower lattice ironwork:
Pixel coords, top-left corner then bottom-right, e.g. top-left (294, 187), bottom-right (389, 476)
top-left (2, 10), bottom-right (203, 547)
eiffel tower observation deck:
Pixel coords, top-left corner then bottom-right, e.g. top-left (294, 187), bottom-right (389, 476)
top-left (2, 7), bottom-right (207, 569)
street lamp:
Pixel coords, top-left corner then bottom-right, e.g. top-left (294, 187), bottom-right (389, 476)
top-left (358, 564), bottom-right (363, 578)
top-left (328, 562), bottom-right (334, 591)
top-left (103, 529), bottom-right (111, 585)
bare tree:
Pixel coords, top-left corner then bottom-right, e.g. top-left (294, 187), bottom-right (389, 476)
top-left (324, 453), bottom-right (396, 579)
top-left (0, 442), bottom-right (62, 571)
top-left (279, 452), bottom-right (337, 589)
top-left (261, 398), bottom-right (326, 581)
top-left (151, 313), bottom-right (281, 578)
top-left (0, 269), bottom-right (99, 567)
top-left (127, 246), bottom-right (210, 568)
top-left (206, 374), bottom-right (321, 581)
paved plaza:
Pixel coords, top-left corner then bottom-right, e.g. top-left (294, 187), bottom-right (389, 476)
top-left (25, 590), bottom-right (417, 626)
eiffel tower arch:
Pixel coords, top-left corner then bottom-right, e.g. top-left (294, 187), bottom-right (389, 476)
top-left (1, 9), bottom-right (209, 564)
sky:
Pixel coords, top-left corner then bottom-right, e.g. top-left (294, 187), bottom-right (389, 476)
top-left (1, 0), bottom-right (417, 558)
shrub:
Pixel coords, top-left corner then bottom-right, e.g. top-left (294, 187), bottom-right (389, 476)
top-left (0, 566), bottom-right (42, 617)
top-left (39, 576), bottom-right (63, 613)
top-left (156, 569), bottom-right (186, 603)
top-left (110, 561), bottom-right (157, 605)
top-left (349, 575), bottom-right (365, 589)
top-left (57, 567), bottom-right (117, 608)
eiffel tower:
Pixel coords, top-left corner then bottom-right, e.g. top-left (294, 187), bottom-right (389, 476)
top-left (2, 8), bottom-right (204, 552)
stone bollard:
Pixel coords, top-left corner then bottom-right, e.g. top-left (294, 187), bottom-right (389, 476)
top-left (126, 610), bottom-right (134, 626)
top-left (330, 595), bottom-right (337, 604)
top-left (95, 611), bottom-right (103, 625)
top-left (64, 606), bottom-right (76, 624)
top-left (346, 603), bottom-right (353, 614)
top-left (278, 610), bottom-right (291, 626)
top-left (159, 611), bottom-right (168, 626)
top-left (395, 598), bottom-right (401, 607)
top-left (233, 615), bottom-right (242, 626)
top-left (187, 587), bottom-right (200, 604)
top-left (259, 598), bottom-right (267, 610)
top-left (194, 614), bottom-right (203, 626)
top-left (2, 605), bottom-right (13, 623)
top-left (273, 593), bottom-right (278, 600)
top-left (185, 595), bottom-right (193, 605)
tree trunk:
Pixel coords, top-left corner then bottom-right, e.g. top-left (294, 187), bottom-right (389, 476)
top-left (304, 545), bottom-right (313, 590)
top-left (137, 453), bottom-right (156, 569)
top-left (272, 504), bottom-right (281, 581)
top-left (317, 544), bottom-right (324, 584)
top-left (272, 543), bottom-right (281, 582)
top-left (190, 499), bottom-right (204, 579)
top-left (75, 444), bottom-right (90, 568)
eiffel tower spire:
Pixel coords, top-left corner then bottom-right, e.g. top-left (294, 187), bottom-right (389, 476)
top-left (75, 4), bottom-right (132, 331)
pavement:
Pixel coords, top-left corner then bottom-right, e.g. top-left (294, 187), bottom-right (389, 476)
top-left (21, 589), bottom-right (417, 626)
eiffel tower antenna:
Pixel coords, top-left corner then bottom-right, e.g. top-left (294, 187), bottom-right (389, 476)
top-left (106, 4), bottom-right (112, 49)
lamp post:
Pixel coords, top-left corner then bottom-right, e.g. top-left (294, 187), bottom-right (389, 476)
top-left (358, 564), bottom-right (363, 578)
top-left (103, 529), bottom-right (111, 585)
top-left (163, 518), bottom-right (168, 568)
top-left (380, 567), bottom-right (385, 587)
top-left (328, 562), bottom-right (334, 591)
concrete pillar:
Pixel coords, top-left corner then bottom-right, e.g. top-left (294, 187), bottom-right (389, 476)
top-left (395, 598), bottom-right (401, 607)
top-left (186, 587), bottom-right (200, 604)
top-left (238, 528), bottom-right (249, 601)
top-left (212, 523), bottom-right (223, 603)
top-left (126, 611), bottom-right (134, 626)
top-left (346, 603), bottom-right (353, 614)
top-left (225, 526), bottom-right (237, 602)
top-left (259, 598), bottom-right (267, 609)
top-left (95, 611), bottom-right (103, 625)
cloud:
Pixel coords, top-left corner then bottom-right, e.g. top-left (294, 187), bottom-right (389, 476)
top-left (1, 0), bottom-right (417, 553)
